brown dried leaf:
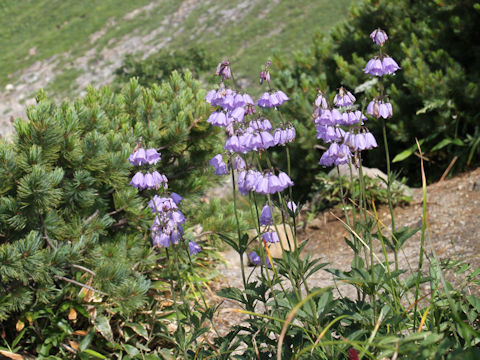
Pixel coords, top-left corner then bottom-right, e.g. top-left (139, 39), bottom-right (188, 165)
top-left (0, 350), bottom-right (24, 360)
top-left (15, 320), bottom-right (24, 332)
top-left (68, 340), bottom-right (79, 351)
top-left (68, 308), bottom-right (77, 321)
top-left (73, 329), bottom-right (88, 336)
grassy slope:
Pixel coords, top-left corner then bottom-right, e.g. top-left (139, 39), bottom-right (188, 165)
top-left (0, 0), bottom-right (354, 95)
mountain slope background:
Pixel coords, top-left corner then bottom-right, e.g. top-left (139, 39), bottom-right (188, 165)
top-left (0, 0), bottom-right (353, 137)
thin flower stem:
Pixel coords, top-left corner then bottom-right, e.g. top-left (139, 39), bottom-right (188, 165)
top-left (186, 249), bottom-right (222, 338)
top-left (358, 156), bottom-right (377, 323)
top-left (230, 165), bottom-right (247, 290)
top-left (382, 119), bottom-right (398, 274)
top-left (165, 248), bottom-right (187, 357)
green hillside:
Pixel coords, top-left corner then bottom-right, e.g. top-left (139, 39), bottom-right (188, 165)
top-left (0, 0), bottom-right (354, 96)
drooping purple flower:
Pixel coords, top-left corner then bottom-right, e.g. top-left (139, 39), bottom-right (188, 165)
top-left (238, 170), bottom-right (262, 195)
top-left (189, 241), bottom-right (202, 255)
top-left (209, 154), bottom-right (228, 175)
top-left (334, 87), bottom-right (356, 107)
top-left (319, 143), bottom-right (352, 167)
top-left (273, 128), bottom-right (287, 146)
top-left (229, 107), bottom-right (245, 123)
top-left (149, 195), bottom-right (177, 213)
top-left (144, 172), bottom-right (155, 189)
top-left (152, 232), bottom-right (171, 247)
top-left (316, 125), bottom-right (345, 143)
top-left (215, 61), bottom-right (231, 79)
top-left (129, 148), bottom-right (148, 166)
top-left (367, 99), bottom-right (393, 119)
top-left (370, 28), bottom-right (388, 46)
top-left (250, 119), bottom-right (272, 131)
top-left (130, 171), bottom-right (146, 189)
top-left (145, 148), bottom-right (161, 165)
top-left (335, 144), bottom-right (352, 165)
top-left (278, 172), bottom-right (294, 189)
top-left (266, 173), bottom-right (284, 193)
top-left (225, 135), bottom-right (242, 152)
top-left (381, 56), bottom-right (400, 75)
top-left (263, 231), bottom-right (280, 243)
top-left (249, 251), bottom-right (261, 266)
top-left (364, 132), bottom-right (378, 149)
top-left (331, 109), bottom-right (344, 125)
top-left (274, 90), bottom-right (289, 105)
top-left (254, 174), bottom-right (269, 195)
top-left (287, 201), bottom-right (297, 213)
top-left (170, 192), bottom-right (183, 205)
top-left (315, 91), bottom-right (329, 109)
top-left (257, 91), bottom-right (289, 108)
top-left (259, 205), bottom-right (273, 225)
top-left (232, 155), bottom-right (246, 170)
top-left (364, 58), bottom-right (384, 76)
top-left (257, 92), bottom-right (272, 108)
top-left (285, 127), bottom-right (296, 143)
top-left (207, 111), bottom-right (229, 127)
top-left (249, 251), bottom-right (272, 268)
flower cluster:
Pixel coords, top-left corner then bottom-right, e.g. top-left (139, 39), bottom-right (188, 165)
top-left (205, 60), bottom-right (298, 270)
top-left (314, 87), bottom-right (377, 167)
top-left (363, 28), bottom-right (400, 77)
top-left (129, 148), bottom-right (169, 190)
top-left (128, 146), bottom-right (201, 254)
top-left (237, 170), bottom-right (293, 195)
top-left (206, 60), bottom-right (295, 196)
top-left (149, 195), bottom-right (185, 247)
top-left (365, 28), bottom-right (399, 121)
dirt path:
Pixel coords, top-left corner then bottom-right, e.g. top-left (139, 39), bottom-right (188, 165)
top-left (210, 167), bottom-right (480, 334)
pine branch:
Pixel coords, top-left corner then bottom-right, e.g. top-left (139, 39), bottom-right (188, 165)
top-left (54, 275), bottom-right (107, 296)
top-left (71, 264), bottom-right (96, 276)
top-left (40, 214), bottom-right (55, 249)
top-left (83, 209), bottom-right (100, 224)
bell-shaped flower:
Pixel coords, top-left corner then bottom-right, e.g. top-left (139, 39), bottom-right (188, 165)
top-left (370, 28), bottom-right (388, 46)
top-left (259, 205), bottom-right (273, 226)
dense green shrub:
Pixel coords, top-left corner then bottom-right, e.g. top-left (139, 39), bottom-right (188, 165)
top-left (114, 46), bottom-right (216, 88)
top-left (0, 71), bottom-right (221, 357)
top-left (273, 0), bottom-right (480, 189)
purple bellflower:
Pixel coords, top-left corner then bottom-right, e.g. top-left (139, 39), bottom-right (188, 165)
top-left (259, 205), bottom-right (273, 225)
top-left (370, 28), bottom-right (388, 46)
top-left (334, 87), bottom-right (356, 107)
top-left (209, 154), bottom-right (228, 175)
top-left (263, 231), bottom-right (280, 243)
top-left (189, 241), bottom-right (202, 255)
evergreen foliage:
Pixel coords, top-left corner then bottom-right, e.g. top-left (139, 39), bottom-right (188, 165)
top-left (0, 71), bottom-right (221, 357)
top-left (114, 46), bottom-right (215, 88)
top-left (273, 0), bottom-right (480, 189)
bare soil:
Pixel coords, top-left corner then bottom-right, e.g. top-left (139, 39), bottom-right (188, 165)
top-left (210, 167), bottom-right (480, 335)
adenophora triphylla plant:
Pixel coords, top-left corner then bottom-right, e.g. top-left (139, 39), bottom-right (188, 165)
top-left (205, 59), bottom-right (312, 312)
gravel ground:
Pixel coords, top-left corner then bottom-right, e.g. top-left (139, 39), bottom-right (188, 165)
top-left (208, 167), bottom-right (480, 335)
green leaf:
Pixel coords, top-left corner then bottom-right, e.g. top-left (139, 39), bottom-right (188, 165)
top-left (123, 344), bottom-right (140, 356)
top-left (431, 138), bottom-right (464, 151)
top-left (94, 315), bottom-right (113, 343)
top-left (126, 322), bottom-right (149, 340)
top-left (392, 140), bottom-right (424, 163)
top-left (83, 349), bottom-right (107, 359)
top-left (79, 329), bottom-right (95, 352)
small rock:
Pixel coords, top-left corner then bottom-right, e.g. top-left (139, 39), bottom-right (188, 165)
top-left (307, 218), bottom-right (324, 230)
top-left (328, 163), bottom-right (413, 198)
top-left (5, 84), bottom-right (14, 91)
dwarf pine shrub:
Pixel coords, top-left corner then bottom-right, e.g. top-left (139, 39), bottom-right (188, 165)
top-left (0, 71), bottom-right (222, 357)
